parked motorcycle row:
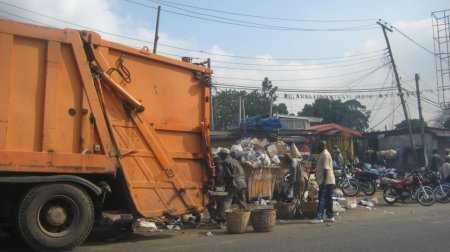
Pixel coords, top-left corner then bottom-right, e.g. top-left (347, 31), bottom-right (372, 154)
top-left (334, 163), bottom-right (449, 206)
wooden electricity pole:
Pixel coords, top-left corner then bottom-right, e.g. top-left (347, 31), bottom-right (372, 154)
top-left (415, 73), bottom-right (427, 166)
top-left (153, 6), bottom-right (161, 54)
top-left (377, 21), bottom-right (417, 164)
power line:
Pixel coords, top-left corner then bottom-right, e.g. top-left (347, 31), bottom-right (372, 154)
top-left (380, 20), bottom-right (434, 56)
top-left (0, 1), bottom-right (384, 62)
top-left (208, 50), bottom-right (388, 66)
top-left (214, 63), bottom-right (388, 82)
top-left (211, 56), bottom-right (386, 72)
top-left (369, 102), bottom-right (402, 130)
top-left (137, 0), bottom-right (377, 32)
top-left (151, 0), bottom-right (377, 23)
top-left (214, 83), bottom-right (398, 93)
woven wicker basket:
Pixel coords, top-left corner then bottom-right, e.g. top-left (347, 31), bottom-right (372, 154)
top-left (250, 209), bottom-right (276, 232)
top-left (225, 209), bottom-right (251, 234)
top-left (301, 201), bottom-right (318, 219)
top-left (273, 202), bottom-right (296, 219)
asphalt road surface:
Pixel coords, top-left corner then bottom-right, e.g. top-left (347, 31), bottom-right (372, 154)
top-left (1, 199), bottom-right (449, 252)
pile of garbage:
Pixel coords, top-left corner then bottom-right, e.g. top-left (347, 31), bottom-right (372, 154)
top-left (131, 215), bottom-right (199, 233)
top-left (212, 138), bottom-right (302, 168)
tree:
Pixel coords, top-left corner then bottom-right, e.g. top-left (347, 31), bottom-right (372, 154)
top-left (273, 103), bottom-right (288, 115)
top-left (432, 108), bottom-right (450, 129)
top-left (298, 98), bottom-right (370, 131)
top-left (212, 77), bottom-right (287, 130)
top-left (212, 89), bottom-right (245, 130)
top-left (394, 119), bottom-right (428, 130)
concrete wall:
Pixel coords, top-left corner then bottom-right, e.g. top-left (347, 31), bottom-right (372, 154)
top-left (377, 132), bottom-right (436, 155)
top-left (280, 118), bottom-right (309, 129)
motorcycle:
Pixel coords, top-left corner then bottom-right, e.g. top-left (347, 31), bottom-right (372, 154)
top-left (383, 170), bottom-right (435, 206)
top-left (351, 167), bottom-right (379, 196)
top-left (335, 164), bottom-right (359, 197)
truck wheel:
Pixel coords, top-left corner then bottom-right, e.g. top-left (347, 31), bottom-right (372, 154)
top-left (17, 183), bottom-right (94, 252)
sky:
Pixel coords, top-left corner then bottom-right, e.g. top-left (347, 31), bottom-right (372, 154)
top-left (0, 0), bottom-right (449, 131)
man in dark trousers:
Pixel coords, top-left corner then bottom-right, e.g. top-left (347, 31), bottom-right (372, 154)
top-left (206, 156), bottom-right (226, 225)
top-left (429, 149), bottom-right (442, 173)
top-left (311, 140), bottom-right (336, 224)
top-left (218, 148), bottom-right (247, 215)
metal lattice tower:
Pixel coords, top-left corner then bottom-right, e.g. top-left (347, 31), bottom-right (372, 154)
top-left (432, 9), bottom-right (450, 108)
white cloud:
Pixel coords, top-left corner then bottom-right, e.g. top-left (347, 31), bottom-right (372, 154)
top-left (0, 1), bottom-right (441, 130)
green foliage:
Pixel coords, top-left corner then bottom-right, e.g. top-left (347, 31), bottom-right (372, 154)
top-left (298, 98), bottom-right (370, 131)
top-left (212, 77), bottom-right (286, 130)
top-left (274, 103), bottom-right (289, 115)
top-left (213, 89), bottom-right (246, 130)
top-left (394, 119), bottom-right (428, 130)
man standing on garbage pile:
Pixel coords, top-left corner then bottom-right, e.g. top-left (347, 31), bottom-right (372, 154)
top-left (206, 156), bottom-right (227, 225)
top-left (311, 140), bottom-right (336, 224)
top-left (283, 154), bottom-right (305, 206)
top-left (429, 149), bottom-right (442, 173)
top-left (332, 145), bottom-right (344, 169)
top-left (218, 148), bottom-right (247, 223)
top-left (439, 156), bottom-right (450, 183)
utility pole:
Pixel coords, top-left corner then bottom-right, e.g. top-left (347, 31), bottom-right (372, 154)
top-left (243, 98), bottom-right (246, 137)
top-left (239, 96), bottom-right (242, 125)
top-left (415, 73), bottom-right (427, 166)
top-left (153, 6), bottom-right (161, 54)
top-left (269, 93), bottom-right (273, 117)
top-left (377, 21), bottom-right (417, 164)
top-left (208, 59), bottom-right (213, 131)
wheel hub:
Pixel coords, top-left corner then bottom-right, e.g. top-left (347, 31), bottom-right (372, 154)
top-left (46, 205), bottom-right (68, 226)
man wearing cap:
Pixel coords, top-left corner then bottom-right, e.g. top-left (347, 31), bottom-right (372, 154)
top-left (218, 148), bottom-right (247, 216)
top-left (311, 140), bottom-right (336, 224)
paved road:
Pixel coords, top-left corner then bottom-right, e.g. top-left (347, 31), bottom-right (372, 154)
top-left (1, 200), bottom-right (449, 252)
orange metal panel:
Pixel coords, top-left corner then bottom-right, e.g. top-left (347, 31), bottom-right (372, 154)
top-left (0, 33), bottom-right (13, 150)
top-left (0, 151), bottom-right (114, 174)
top-left (42, 41), bottom-right (60, 152)
top-left (0, 20), bottom-right (115, 174)
top-left (81, 30), bottom-right (212, 217)
top-left (0, 19), bottom-right (212, 217)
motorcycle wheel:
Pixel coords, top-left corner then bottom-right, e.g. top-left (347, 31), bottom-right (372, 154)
top-left (383, 186), bottom-right (398, 205)
top-left (361, 180), bottom-right (377, 196)
top-left (434, 185), bottom-right (450, 203)
top-left (416, 186), bottom-right (435, 206)
top-left (341, 179), bottom-right (359, 197)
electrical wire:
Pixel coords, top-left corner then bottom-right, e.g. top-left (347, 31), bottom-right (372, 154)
top-left (0, 1), bottom-right (385, 62)
top-left (151, 0), bottom-right (377, 23)
top-left (369, 102), bottom-right (402, 130)
top-left (140, 0), bottom-right (377, 31)
top-left (208, 51), bottom-right (388, 66)
top-left (211, 56), bottom-right (386, 72)
top-left (214, 63), bottom-right (388, 82)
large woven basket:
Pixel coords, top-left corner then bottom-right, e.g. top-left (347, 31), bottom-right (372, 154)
top-left (273, 202), bottom-right (296, 219)
top-left (250, 209), bottom-right (276, 232)
top-left (225, 209), bottom-right (251, 234)
top-left (301, 201), bottom-right (318, 219)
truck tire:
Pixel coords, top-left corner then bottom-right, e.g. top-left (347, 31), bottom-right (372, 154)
top-left (17, 183), bottom-right (94, 252)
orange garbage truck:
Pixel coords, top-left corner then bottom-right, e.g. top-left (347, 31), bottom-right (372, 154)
top-left (0, 19), bottom-right (213, 251)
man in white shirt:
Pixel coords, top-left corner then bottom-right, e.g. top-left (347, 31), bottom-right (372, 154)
top-left (311, 140), bottom-right (336, 224)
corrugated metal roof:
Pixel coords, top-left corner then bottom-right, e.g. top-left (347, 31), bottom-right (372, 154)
top-left (305, 123), bottom-right (362, 137)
